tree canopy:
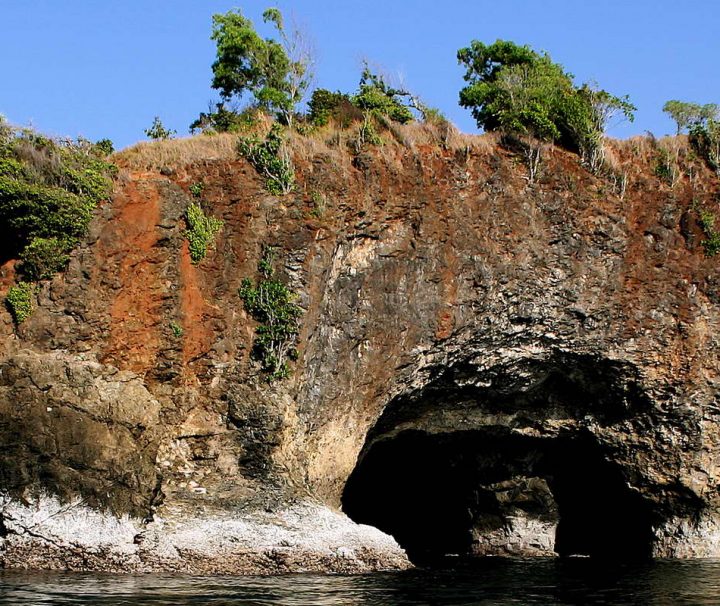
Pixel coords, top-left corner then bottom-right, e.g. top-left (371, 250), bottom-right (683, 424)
top-left (352, 65), bottom-right (415, 124)
top-left (210, 8), bottom-right (312, 125)
top-left (457, 40), bottom-right (634, 168)
top-left (663, 100), bottom-right (719, 134)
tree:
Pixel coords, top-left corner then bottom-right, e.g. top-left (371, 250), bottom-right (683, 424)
top-left (457, 39), bottom-right (634, 175)
top-left (209, 8), bottom-right (312, 126)
top-left (457, 40), bottom-right (544, 133)
top-left (144, 116), bottom-right (175, 140)
top-left (685, 104), bottom-right (720, 174)
top-left (352, 64), bottom-right (415, 124)
top-left (663, 100), bottom-right (719, 134)
top-left (566, 85), bottom-right (635, 173)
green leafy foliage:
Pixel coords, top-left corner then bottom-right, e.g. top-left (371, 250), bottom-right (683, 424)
top-left (144, 116), bottom-right (176, 140)
top-left (0, 124), bottom-right (115, 302)
top-left (210, 8), bottom-right (312, 125)
top-left (654, 147), bottom-right (677, 186)
top-left (185, 202), bottom-right (223, 263)
top-left (308, 89), bottom-right (357, 127)
top-left (685, 105), bottom-right (720, 174)
top-left (237, 124), bottom-right (295, 194)
top-left (309, 190), bottom-right (327, 218)
top-left (239, 247), bottom-right (302, 381)
top-left (663, 101), bottom-right (719, 135)
top-left (352, 66), bottom-right (415, 125)
top-left (5, 281), bottom-right (34, 324)
top-left (189, 103), bottom-right (259, 134)
top-left (353, 113), bottom-right (384, 152)
top-left (18, 236), bottom-right (72, 281)
top-left (457, 40), bottom-right (634, 172)
top-left (189, 182), bottom-right (205, 198)
top-left (93, 139), bottom-right (114, 156)
top-left (698, 208), bottom-right (720, 257)
top-left (169, 321), bottom-right (184, 338)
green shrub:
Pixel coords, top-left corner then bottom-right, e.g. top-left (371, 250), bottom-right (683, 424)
top-left (698, 209), bottom-right (720, 256)
top-left (185, 202), bottom-right (223, 264)
top-left (309, 190), bottom-right (326, 218)
top-left (353, 66), bottom-right (415, 124)
top-left (5, 281), bottom-right (34, 324)
top-left (189, 181), bottom-right (205, 198)
top-left (144, 116), bottom-right (176, 140)
top-left (169, 321), bottom-right (184, 337)
top-left (93, 139), bottom-right (114, 156)
top-left (18, 236), bottom-right (72, 281)
top-left (239, 247), bottom-right (302, 381)
top-left (189, 103), bottom-right (258, 134)
top-left (238, 124), bottom-right (295, 195)
top-left (308, 89), bottom-right (356, 126)
top-left (457, 40), bottom-right (634, 174)
top-left (654, 148), bottom-right (677, 186)
top-left (353, 113), bottom-right (384, 152)
top-left (0, 125), bottom-right (115, 283)
top-left (690, 118), bottom-right (720, 175)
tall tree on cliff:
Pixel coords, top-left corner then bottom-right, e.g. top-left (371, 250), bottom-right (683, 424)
top-left (457, 40), bottom-right (634, 176)
top-left (210, 8), bottom-right (313, 127)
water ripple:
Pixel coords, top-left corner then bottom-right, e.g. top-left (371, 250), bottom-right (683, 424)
top-left (3, 559), bottom-right (720, 605)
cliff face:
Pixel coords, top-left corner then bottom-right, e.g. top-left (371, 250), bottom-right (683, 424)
top-left (1, 130), bottom-right (720, 571)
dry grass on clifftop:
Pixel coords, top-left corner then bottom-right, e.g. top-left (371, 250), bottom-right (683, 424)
top-left (113, 118), bottom-right (497, 173)
top-left (113, 133), bottom-right (239, 171)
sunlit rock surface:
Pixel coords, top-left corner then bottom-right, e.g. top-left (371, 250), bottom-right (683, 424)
top-left (1, 132), bottom-right (720, 571)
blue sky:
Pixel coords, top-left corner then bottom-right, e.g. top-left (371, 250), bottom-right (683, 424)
top-left (2, 1), bottom-right (718, 150)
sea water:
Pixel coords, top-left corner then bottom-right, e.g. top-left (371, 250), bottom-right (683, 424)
top-left (2, 558), bottom-right (720, 605)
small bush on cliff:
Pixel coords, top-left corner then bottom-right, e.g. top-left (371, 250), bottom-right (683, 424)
top-left (238, 123), bottom-right (295, 194)
top-left (185, 202), bottom-right (223, 263)
top-left (352, 65), bottom-right (415, 125)
top-left (0, 123), bottom-right (115, 322)
top-left (144, 116), bottom-right (176, 140)
top-left (654, 147), bottom-right (678, 186)
top-left (93, 138), bottom-right (114, 156)
top-left (189, 102), bottom-right (259, 134)
top-left (189, 181), bottom-right (205, 198)
top-left (18, 236), bottom-right (72, 281)
top-left (239, 246), bottom-right (302, 381)
top-left (697, 208), bottom-right (720, 257)
top-left (308, 89), bottom-right (358, 127)
top-left (5, 281), bottom-right (34, 324)
top-left (169, 321), bottom-right (184, 338)
top-left (690, 119), bottom-right (720, 176)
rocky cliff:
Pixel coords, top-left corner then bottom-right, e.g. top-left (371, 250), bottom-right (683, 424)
top-left (1, 128), bottom-right (719, 572)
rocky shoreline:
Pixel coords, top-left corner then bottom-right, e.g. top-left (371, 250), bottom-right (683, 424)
top-left (0, 494), bottom-right (409, 574)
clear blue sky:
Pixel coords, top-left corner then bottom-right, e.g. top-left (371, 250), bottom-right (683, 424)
top-left (2, 1), bottom-right (718, 150)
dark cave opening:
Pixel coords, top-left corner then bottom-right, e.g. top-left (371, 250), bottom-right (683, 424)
top-left (545, 437), bottom-right (655, 560)
top-left (342, 429), bottom-right (655, 564)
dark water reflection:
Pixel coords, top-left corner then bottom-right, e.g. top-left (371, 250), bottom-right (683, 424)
top-left (2, 559), bottom-right (720, 605)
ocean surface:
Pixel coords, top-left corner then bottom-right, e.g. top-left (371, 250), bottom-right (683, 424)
top-left (2, 558), bottom-right (720, 605)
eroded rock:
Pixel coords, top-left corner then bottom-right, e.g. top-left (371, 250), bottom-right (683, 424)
top-left (1, 134), bottom-right (720, 570)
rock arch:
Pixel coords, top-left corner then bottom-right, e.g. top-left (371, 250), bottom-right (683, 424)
top-left (341, 352), bottom-right (663, 563)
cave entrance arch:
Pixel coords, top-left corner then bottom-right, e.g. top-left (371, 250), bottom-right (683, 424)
top-left (342, 428), bottom-right (654, 563)
top-left (341, 360), bottom-right (657, 564)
